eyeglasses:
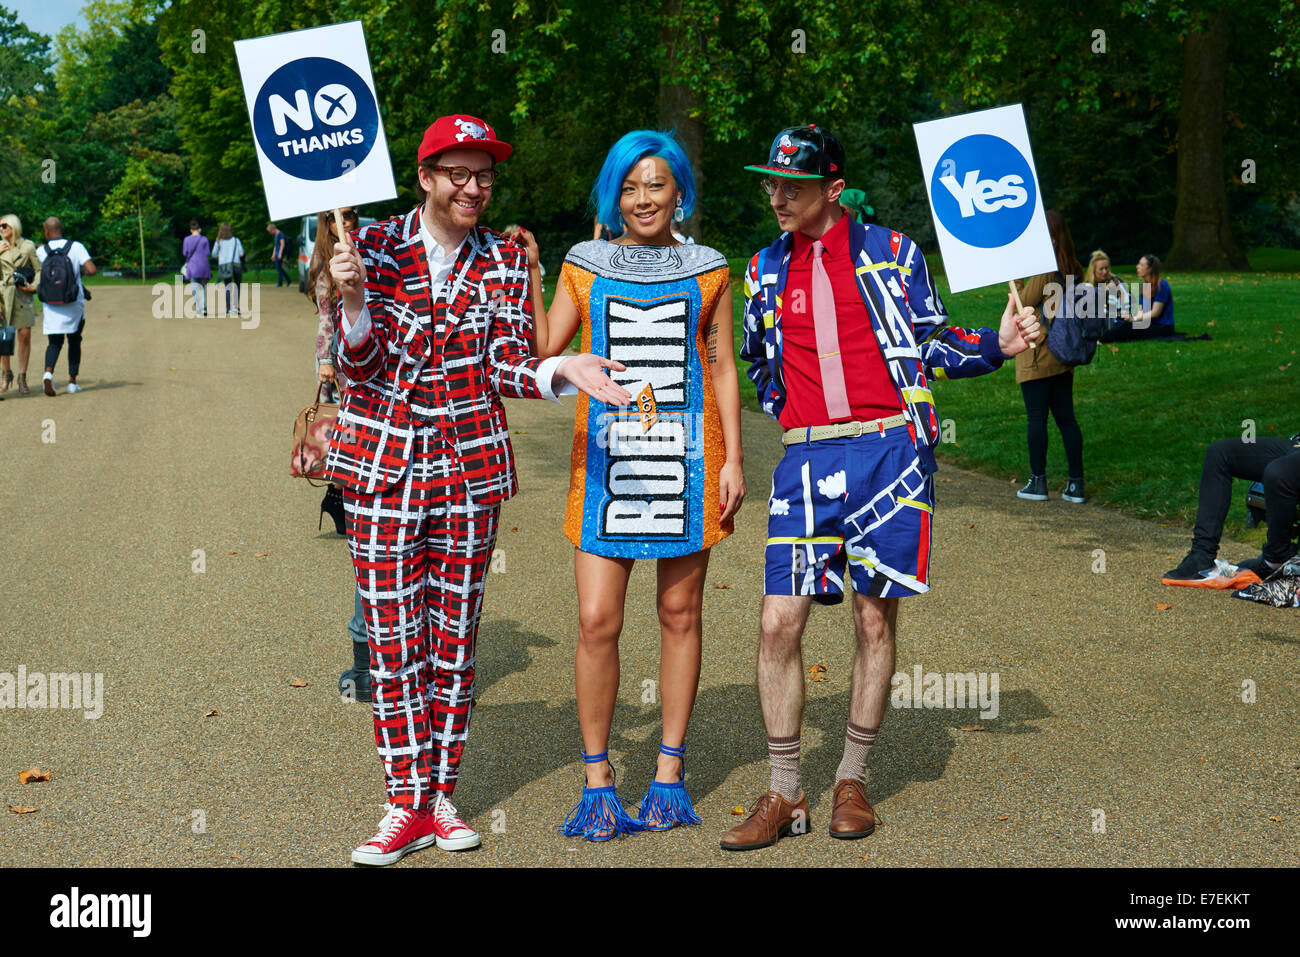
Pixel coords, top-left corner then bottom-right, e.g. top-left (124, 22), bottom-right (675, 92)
top-left (760, 177), bottom-right (809, 201)
top-left (430, 165), bottom-right (498, 188)
top-left (326, 210), bottom-right (358, 223)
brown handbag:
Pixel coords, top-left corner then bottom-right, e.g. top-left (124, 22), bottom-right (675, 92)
top-left (290, 383), bottom-right (339, 486)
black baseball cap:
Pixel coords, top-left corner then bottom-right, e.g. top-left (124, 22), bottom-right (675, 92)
top-left (744, 124), bottom-right (846, 179)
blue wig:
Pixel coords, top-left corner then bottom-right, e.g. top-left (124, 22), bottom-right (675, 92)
top-left (590, 130), bottom-right (697, 234)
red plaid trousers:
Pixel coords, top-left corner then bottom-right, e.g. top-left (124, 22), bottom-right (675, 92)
top-left (344, 428), bottom-right (500, 808)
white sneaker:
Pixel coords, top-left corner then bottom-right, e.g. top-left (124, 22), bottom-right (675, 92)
top-left (65, 383), bottom-right (83, 394)
top-left (430, 794), bottom-right (481, 851)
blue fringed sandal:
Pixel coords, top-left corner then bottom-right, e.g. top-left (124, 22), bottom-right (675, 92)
top-left (638, 742), bottom-right (703, 831)
top-left (560, 750), bottom-right (645, 842)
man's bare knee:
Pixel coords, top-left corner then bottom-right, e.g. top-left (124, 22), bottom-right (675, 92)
top-left (760, 597), bottom-right (809, 658)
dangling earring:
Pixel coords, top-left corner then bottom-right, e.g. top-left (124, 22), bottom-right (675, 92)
top-left (673, 197), bottom-right (685, 224)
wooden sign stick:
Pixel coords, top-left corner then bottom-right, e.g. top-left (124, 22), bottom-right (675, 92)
top-left (334, 208), bottom-right (353, 249)
top-left (1009, 278), bottom-right (1036, 349)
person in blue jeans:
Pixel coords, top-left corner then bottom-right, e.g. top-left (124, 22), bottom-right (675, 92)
top-left (268, 222), bottom-right (289, 287)
top-left (340, 587), bottom-right (373, 702)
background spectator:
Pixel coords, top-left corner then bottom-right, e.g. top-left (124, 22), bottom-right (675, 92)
top-left (303, 206), bottom-right (371, 704)
top-left (1082, 248), bottom-right (1130, 324)
top-left (36, 216), bottom-right (96, 396)
top-left (0, 214), bottom-right (40, 395)
top-left (1014, 209), bottom-right (1086, 503)
top-left (181, 220), bottom-right (211, 316)
top-left (1103, 253), bottom-right (1174, 341)
top-left (211, 223), bottom-right (245, 316)
top-left (268, 221), bottom-right (289, 287)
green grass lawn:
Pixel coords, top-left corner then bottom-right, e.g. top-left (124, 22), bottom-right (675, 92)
top-left (726, 247), bottom-right (1299, 545)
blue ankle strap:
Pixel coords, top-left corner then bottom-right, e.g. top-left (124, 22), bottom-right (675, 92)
top-left (659, 743), bottom-right (685, 757)
top-left (582, 750), bottom-right (610, 764)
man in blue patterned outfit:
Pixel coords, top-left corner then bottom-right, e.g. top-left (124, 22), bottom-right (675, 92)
top-left (721, 125), bottom-right (1039, 851)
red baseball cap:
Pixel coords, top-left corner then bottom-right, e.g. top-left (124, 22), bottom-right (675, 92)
top-left (417, 114), bottom-right (512, 164)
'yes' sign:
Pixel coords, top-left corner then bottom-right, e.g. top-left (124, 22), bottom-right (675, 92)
top-left (913, 105), bottom-right (1055, 293)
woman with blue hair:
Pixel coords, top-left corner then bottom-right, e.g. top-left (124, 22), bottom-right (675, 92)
top-left (516, 130), bottom-right (746, 840)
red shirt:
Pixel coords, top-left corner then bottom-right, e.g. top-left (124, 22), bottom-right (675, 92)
top-left (778, 214), bottom-right (902, 429)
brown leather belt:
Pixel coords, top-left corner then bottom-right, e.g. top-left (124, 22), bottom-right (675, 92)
top-left (782, 414), bottom-right (909, 446)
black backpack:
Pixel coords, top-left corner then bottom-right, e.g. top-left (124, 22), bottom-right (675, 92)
top-left (1047, 276), bottom-right (1106, 366)
top-left (38, 242), bottom-right (81, 305)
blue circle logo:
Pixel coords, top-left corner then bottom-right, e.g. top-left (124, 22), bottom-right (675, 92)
top-left (930, 134), bottom-right (1035, 248)
top-left (252, 58), bottom-right (379, 181)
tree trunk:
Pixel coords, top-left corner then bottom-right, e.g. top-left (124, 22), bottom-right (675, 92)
top-left (137, 200), bottom-right (147, 282)
top-left (1166, 5), bottom-right (1248, 270)
top-left (657, 0), bottom-right (704, 240)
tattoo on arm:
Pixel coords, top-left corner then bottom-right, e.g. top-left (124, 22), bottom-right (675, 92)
top-left (706, 321), bottom-right (719, 364)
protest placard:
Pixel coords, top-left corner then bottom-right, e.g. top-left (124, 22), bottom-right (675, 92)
top-left (235, 21), bottom-right (396, 225)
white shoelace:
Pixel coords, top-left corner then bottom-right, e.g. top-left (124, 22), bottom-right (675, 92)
top-left (372, 804), bottom-right (412, 844)
top-left (432, 797), bottom-right (469, 834)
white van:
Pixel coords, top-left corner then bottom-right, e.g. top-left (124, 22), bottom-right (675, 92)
top-left (296, 212), bottom-right (377, 291)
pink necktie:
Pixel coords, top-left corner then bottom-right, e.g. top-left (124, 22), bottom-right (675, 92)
top-left (812, 240), bottom-right (851, 420)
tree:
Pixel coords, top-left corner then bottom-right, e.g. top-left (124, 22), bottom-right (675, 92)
top-left (100, 155), bottom-right (166, 279)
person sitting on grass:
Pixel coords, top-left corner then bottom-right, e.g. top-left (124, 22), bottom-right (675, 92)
top-left (1082, 249), bottom-right (1129, 325)
top-left (1102, 254), bottom-right (1172, 341)
top-left (1164, 430), bottom-right (1300, 582)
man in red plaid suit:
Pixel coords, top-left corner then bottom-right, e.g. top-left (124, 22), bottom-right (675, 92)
top-left (325, 114), bottom-right (630, 866)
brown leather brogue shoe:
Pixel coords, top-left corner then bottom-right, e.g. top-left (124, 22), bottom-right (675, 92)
top-left (828, 778), bottom-right (876, 839)
top-left (719, 789), bottom-right (809, 851)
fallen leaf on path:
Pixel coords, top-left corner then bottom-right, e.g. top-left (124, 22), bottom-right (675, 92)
top-left (861, 855), bottom-right (869, 863)
top-left (18, 768), bottom-right (50, 784)
top-left (939, 477), bottom-right (952, 483)
top-left (7, 805), bottom-right (37, 814)
top-left (807, 664), bottom-right (828, 682)
top-left (510, 527), bottom-right (518, 532)
top-left (968, 523), bottom-right (976, 529)
top-left (254, 552), bottom-right (268, 558)
top-left (1156, 602), bottom-right (1172, 611)
top-left (289, 678), bottom-right (309, 687)
top-left (959, 724), bottom-right (986, 732)
top-left (712, 583), bottom-right (729, 589)
top-left (1270, 816), bottom-right (1281, 822)
top-left (203, 710), bottom-right (218, 717)
top-left (997, 815), bottom-right (1009, 821)
top-left (226, 550), bottom-right (237, 555)
top-left (731, 806), bottom-right (746, 815)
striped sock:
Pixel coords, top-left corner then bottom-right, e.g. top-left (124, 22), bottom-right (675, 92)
top-left (835, 722), bottom-right (878, 784)
top-left (767, 734), bottom-right (801, 802)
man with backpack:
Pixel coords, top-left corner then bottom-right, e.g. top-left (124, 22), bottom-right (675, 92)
top-left (36, 217), bottom-right (96, 396)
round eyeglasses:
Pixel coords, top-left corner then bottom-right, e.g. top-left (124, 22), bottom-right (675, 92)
top-left (430, 165), bottom-right (498, 188)
top-left (761, 177), bottom-right (807, 201)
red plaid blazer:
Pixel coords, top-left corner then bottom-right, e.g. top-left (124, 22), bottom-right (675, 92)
top-left (323, 207), bottom-right (545, 503)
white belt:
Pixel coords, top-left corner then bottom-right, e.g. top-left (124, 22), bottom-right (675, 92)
top-left (782, 415), bottom-right (908, 446)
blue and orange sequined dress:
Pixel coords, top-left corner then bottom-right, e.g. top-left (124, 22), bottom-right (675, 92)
top-left (559, 241), bottom-right (733, 559)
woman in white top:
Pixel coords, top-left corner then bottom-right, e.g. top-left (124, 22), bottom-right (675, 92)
top-left (210, 222), bottom-right (245, 317)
